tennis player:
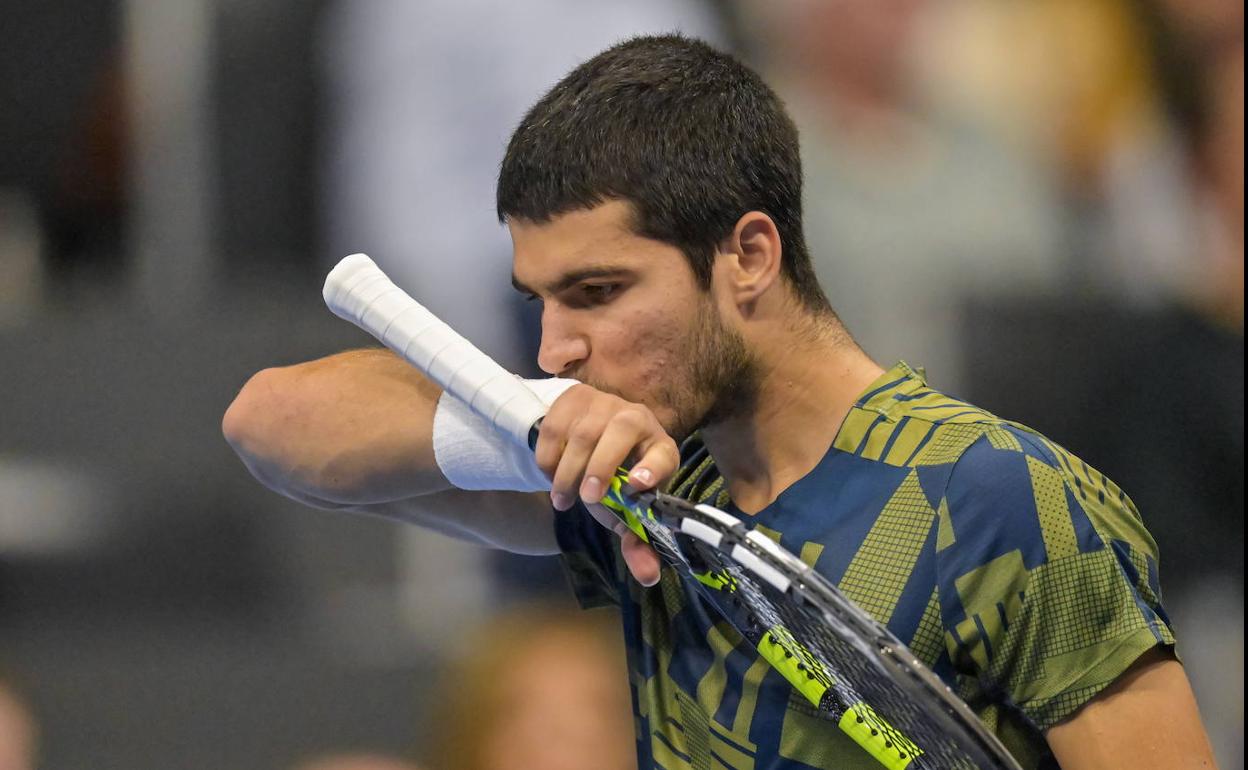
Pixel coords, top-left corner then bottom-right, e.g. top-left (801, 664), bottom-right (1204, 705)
top-left (225, 35), bottom-right (1217, 769)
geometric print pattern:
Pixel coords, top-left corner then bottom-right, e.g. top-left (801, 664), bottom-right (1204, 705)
top-left (837, 469), bottom-right (936, 625)
top-left (555, 362), bottom-right (1175, 769)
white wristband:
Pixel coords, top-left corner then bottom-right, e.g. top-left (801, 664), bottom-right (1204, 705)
top-left (432, 377), bottom-right (578, 491)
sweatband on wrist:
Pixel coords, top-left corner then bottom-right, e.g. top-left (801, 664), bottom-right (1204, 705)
top-left (432, 377), bottom-right (578, 491)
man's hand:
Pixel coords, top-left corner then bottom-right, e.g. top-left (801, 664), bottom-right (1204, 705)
top-left (534, 384), bottom-right (680, 587)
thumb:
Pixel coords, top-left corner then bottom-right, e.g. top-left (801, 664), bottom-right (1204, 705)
top-left (620, 531), bottom-right (662, 587)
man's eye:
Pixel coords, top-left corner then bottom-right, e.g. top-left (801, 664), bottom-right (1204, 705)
top-left (581, 284), bottom-right (618, 302)
top-left (523, 293), bottom-right (541, 303)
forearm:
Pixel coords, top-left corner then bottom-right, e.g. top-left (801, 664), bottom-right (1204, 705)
top-left (223, 348), bottom-right (451, 505)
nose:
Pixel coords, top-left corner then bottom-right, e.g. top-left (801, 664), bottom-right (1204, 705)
top-left (536, 304), bottom-right (589, 376)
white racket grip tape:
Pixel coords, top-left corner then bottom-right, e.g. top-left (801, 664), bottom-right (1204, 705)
top-left (323, 253), bottom-right (547, 447)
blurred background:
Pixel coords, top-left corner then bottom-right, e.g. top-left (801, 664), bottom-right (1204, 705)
top-left (0, 1), bottom-right (1241, 768)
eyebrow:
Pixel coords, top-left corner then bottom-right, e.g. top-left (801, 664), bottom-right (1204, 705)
top-left (510, 265), bottom-right (633, 297)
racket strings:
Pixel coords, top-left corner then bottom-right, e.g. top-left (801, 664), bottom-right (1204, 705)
top-left (769, 588), bottom-right (982, 768)
top-left (633, 511), bottom-right (1005, 769)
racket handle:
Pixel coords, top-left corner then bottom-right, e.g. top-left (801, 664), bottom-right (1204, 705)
top-left (324, 254), bottom-right (654, 534)
top-left (322, 253), bottom-right (546, 447)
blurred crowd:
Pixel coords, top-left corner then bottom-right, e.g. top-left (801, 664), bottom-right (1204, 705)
top-left (0, 0), bottom-right (1241, 768)
top-left (278, 603), bottom-right (637, 770)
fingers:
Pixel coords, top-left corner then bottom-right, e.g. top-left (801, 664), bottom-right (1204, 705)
top-left (586, 502), bottom-right (662, 587)
top-left (535, 385), bottom-right (679, 510)
top-left (625, 435), bottom-right (680, 492)
top-left (580, 408), bottom-right (679, 503)
top-left (535, 384), bottom-right (674, 589)
top-left (544, 410), bottom-right (605, 510)
top-left (620, 531), bottom-right (662, 587)
top-left (534, 385), bottom-right (593, 509)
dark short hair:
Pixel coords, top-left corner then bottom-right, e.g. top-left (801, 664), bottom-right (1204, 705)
top-left (497, 34), bottom-right (832, 314)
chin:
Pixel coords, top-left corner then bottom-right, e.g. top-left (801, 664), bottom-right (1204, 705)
top-left (649, 407), bottom-right (684, 440)
top-left (663, 408), bottom-right (709, 445)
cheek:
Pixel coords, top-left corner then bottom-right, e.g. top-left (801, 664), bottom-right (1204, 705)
top-left (600, 311), bottom-right (686, 391)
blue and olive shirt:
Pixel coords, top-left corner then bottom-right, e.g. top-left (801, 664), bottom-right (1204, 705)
top-left (555, 362), bottom-right (1174, 769)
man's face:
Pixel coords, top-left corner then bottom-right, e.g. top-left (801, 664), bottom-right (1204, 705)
top-left (509, 200), bottom-right (756, 441)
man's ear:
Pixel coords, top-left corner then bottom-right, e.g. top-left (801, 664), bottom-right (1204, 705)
top-left (718, 211), bottom-right (783, 308)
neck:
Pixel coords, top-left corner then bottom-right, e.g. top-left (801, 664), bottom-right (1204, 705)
top-left (700, 318), bottom-right (883, 514)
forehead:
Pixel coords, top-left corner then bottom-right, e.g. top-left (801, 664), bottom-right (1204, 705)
top-left (508, 200), bottom-right (690, 288)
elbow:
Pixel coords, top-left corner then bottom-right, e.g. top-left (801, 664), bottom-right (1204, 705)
top-left (222, 365), bottom-right (358, 502)
top-left (222, 366), bottom-right (313, 497)
top-left (222, 367), bottom-right (285, 458)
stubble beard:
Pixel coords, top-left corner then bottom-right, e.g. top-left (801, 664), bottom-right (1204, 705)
top-left (572, 298), bottom-right (760, 445)
top-left (661, 300), bottom-right (760, 444)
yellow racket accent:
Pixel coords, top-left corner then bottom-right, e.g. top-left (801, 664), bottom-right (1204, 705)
top-left (839, 702), bottom-right (924, 769)
top-left (692, 568), bottom-right (738, 592)
top-left (757, 624), bottom-right (836, 706)
top-left (756, 612), bottom-right (925, 768)
top-left (599, 471), bottom-right (652, 543)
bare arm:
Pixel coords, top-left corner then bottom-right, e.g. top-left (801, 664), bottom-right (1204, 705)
top-left (1047, 647), bottom-right (1219, 769)
top-left (222, 348), bottom-right (557, 554)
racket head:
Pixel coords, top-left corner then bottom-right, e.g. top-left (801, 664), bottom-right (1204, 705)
top-left (609, 489), bottom-right (1024, 770)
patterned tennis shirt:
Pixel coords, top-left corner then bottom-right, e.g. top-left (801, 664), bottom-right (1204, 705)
top-left (554, 362), bottom-right (1174, 769)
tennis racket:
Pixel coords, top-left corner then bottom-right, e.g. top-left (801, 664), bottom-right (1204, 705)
top-left (323, 253), bottom-right (1022, 770)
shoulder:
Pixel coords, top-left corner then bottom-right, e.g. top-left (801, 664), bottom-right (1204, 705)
top-left (946, 422), bottom-right (1157, 561)
top-left (836, 363), bottom-right (1015, 469)
top-left (938, 424), bottom-right (1134, 573)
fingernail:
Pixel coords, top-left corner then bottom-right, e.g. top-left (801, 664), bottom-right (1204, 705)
top-left (581, 476), bottom-right (603, 503)
top-left (551, 492), bottom-right (570, 510)
top-left (630, 467), bottom-right (653, 486)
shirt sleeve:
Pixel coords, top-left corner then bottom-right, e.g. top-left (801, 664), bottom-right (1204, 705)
top-left (934, 429), bottom-right (1175, 730)
top-left (554, 502), bottom-right (626, 609)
